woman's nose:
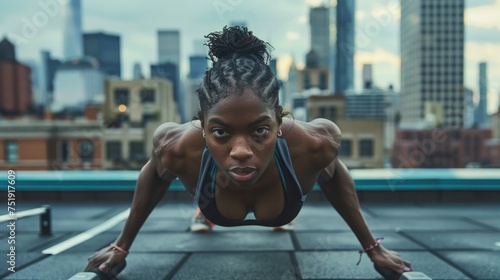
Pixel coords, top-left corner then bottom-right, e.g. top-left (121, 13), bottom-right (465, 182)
top-left (229, 136), bottom-right (253, 161)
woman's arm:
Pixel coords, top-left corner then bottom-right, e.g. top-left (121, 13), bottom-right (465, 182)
top-left (318, 159), bottom-right (411, 273)
top-left (85, 156), bottom-right (174, 273)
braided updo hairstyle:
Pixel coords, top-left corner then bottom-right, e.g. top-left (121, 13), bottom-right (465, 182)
top-left (196, 26), bottom-right (285, 126)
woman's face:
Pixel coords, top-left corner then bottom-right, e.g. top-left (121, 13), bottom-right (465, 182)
top-left (203, 90), bottom-right (280, 188)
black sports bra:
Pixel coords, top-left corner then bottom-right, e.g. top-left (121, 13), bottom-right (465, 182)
top-left (194, 138), bottom-right (305, 227)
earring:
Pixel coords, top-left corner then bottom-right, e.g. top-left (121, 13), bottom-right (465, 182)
top-left (202, 131), bottom-right (206, 138)
top-left (277, 130), bottom-right (282, 137)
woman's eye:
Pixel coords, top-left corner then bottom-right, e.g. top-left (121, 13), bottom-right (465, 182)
top-left (254, 127), bottom-right (269, 136)
top-left (212, 129), bottom-right (228, 137)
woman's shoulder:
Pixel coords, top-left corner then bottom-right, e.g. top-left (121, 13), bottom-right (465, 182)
top-left (282, 118), bottom-right (341, 170)
top-left (153, 121), bottom-right (205, 175)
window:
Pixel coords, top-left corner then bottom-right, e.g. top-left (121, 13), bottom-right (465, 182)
top-left (359, 139), bottom-right (374, 157)
top-left (129, 141), bottom-right (145, 161)
top-left (79, 140), bottom-right (94, 162)
top-left (5, 141), bottom-right (18, 163)
top-left (114, 88), bottom-right (130, 105)
top-left (106, 141), bottom-right (122, 161)
top-left (59, 141), bottom-right (70, 162)
top-left (140, 88), bottom-right (156, 103)
top-left (339, 139), bottom-right (352, 157)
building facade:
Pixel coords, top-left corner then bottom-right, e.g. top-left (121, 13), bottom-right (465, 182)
top-left (306, 95), bottom-right (385, 168)
top-left (392, 128), bottom-right (494, 168)
top-left (400, 0), bottom-right (465, 128)
top-left (83, 32), bottom-right (121, 77)
top-left (0, 120), bottom-right (103, 170)
top-left (0, 38), bottom-right (32, 116)
top-left (103, 78), bottom-right (179, 127)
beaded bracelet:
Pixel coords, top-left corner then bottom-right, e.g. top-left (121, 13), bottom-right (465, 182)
top-left (110, 243), bottom-right (128, 255)
top-left (356, 237), bottom-right (383, 265)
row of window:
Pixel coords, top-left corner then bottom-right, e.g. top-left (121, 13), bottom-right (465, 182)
top-left (3, 140), bottom-right (94, 164)
top-left (339, 139), bottom-right (374, 157)
top-left (106, 141), bottom-right (146, 162)
top-left (114, 88), bottom-right (156, 106)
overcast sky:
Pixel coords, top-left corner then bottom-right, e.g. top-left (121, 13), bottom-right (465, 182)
top-left (1, 0), bottom-right (499, 113)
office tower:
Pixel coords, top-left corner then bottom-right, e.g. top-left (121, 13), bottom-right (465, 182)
top-left (186, 46), bottom-right (208, 120)
top-left (0, 38), bottom-right (32, 115)
top-left (62, 0), bottom-right (83, 61)
top-left (309, 6), bottom-right (330, 69)
top-left (133, 62), bottom-right (143, 79)
top-left (158, 30), bottom-right (180, 67)
top-left (474, 62), bottom-right (488, 127)
top-left (329, 0), bottom-right (337, 92)
top-left (463, 88), bottom-right (475, 128)
top-left (157, 30), bottom-right (183, 121)
top-left (189, 56), bottom-right (208, 79)
top-left (400, 0), bottom-right (465, 128)
top-left (362, 64), bottom-right (373, 89)
top-left (40, 50), bottom-right (61, 106)
top-left (52, 58), bottom-right (105, 113)
top-left (83, 32), bottom-right (121, 77)
top-left (150, 62), bottom-right (183, 120)
top-left (335, 0), bottom-right (355, 94)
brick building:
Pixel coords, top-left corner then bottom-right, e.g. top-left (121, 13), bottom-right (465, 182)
top-left (392, 128), bottom-right (495, 168)
top-left (0, 37), bottom-right (32, 115)
top-left (0, 120), bottom-right (104, 171)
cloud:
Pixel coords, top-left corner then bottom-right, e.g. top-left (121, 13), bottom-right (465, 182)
top-left (286, 31), bottom-right (301, 41)
top-left (354, 48), bottom-right (400, 90)
top-left (465, 0), bottom-right (500, 29)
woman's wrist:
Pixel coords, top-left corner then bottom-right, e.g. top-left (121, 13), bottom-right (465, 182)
top-left (356, 237), bottom-right (384, 265)
top-left (110, 243), bottom-right (128, 255)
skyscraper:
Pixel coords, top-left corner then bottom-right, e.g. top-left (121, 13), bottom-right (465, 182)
top-left (157, 30), bottom-right (183, 120)
top-left (40, 51), bottom-right (61, 107)
top-left (158, 30), bottom-right (180, 67)
top-left (362, 64), bottom-right (373, 89)
top-left (400, 0), bottom-right (465, 128)
top-left (62, 0), bottom-right (83, 61)
top-left (475, 62), bottom-right (488, 127)
top-left (150, 62), bottom-right (182, 119)
top-left (83, 32), bottom-right (121, 77)
top-left (133, 62), bottom-right (143, 79)
top-left (309, 6), bottom-right (330, 69)
top-left (334, 0), bottom-right (355, 94)
top-left (329, 0), bottom-right (337, 92)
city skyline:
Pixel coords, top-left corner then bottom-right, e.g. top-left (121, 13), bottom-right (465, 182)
top-left (1, 0), bottom-right (499, 113)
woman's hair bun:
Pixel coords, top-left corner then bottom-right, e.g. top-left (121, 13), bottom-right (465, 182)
top-left (205, 25), bottom-right (272, 63)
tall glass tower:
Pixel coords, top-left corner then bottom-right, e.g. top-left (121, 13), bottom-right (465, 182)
top-left (309, 6), bottom-right (330, 69)
top-left (62, 0), bottom-right (83, 61)
top-left (334, 0), bottom-right (355, 94)
top-left (475, 62), bottom-right (488, 127)
top-left (400, 0), bottom-right (465, 128)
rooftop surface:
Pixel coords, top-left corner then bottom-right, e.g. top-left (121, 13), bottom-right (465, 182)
top-left (1, 200), bottom-right (499, 280)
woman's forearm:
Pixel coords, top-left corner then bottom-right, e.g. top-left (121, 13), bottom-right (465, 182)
top-left (114, 160), bottom-right (170, 251)
top-left (319, 159), bottom-right (376, 248)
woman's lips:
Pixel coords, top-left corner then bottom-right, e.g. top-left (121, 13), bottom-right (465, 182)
top-left (228, 167), bottom-right (257, 182)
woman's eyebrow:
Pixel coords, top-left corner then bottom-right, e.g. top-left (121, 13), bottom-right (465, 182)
top-left (208, 115), bottom-right (271, 128)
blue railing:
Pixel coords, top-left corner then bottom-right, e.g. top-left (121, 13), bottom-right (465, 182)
top-left (1, 169), bottom-right (499, 191)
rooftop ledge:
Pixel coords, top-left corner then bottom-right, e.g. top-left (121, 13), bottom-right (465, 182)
top-left (2, 169), bottom-right (500, 191)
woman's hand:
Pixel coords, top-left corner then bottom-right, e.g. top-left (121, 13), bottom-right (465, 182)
top-left (368, 245), bottom-right (412, 274)
top-left (84, 244), bottom-right (127, 273)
